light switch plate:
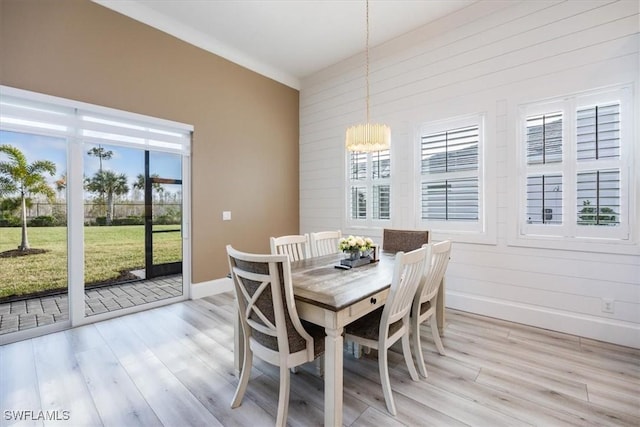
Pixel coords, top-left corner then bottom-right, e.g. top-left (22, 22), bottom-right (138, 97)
top-left (222, 211), bottom-right (231, 221)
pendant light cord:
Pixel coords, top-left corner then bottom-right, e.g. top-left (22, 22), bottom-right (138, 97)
top-left (365, 0), bottom-right (370, 123)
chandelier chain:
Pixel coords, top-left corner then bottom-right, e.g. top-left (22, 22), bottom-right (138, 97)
top-left (365, 0), bottom-right (370, 123)
top-left (345, 0), bottom-right (390, 153)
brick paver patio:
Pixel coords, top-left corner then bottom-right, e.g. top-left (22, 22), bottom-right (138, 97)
top-left (0, 275), bottom-right (182, 335)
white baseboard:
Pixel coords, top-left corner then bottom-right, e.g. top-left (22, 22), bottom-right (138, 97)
top-left (447, 291), bottom-right (640, 349)
top-left (190, 277), bottom-right (233, 299)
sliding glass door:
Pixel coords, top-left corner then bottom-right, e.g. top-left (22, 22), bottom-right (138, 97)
top-left (0, 86), bottom-right (191, 340)
top-left (0, 130), bottom-right (69, 337)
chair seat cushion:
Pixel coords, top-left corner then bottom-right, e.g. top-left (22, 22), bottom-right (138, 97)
top-left (420, 300), bottom-right (432, 315)
top-left (252, 319), bottom-right (326, 358)
top-left (345, 307), bottom-right (402, 341)
top-left (301, 320), bottom-right (326, 357)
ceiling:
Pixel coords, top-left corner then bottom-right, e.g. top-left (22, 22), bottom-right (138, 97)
top-left (94, 0), bottom-right (475, 89)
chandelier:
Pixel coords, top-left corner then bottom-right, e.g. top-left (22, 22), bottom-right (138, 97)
top-left (345, 0), bottom-right (390, 153)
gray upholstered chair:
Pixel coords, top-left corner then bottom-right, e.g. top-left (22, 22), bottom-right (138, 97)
top-left (411, 240), bottom-right (452, 378)
top-left (309, 230), bottom-right (342, 257)
top-left (344, 246), bottom-right (428, 415)
top-left (227, 245), bottom-right (325, 426)
top-left (382, 229), bottom-right (430, 253)
top-left (270, 234), bottom-right (311, 261)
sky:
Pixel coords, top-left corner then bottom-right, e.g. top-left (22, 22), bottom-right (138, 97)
top-left (0, 130), bottom-right (182, 197)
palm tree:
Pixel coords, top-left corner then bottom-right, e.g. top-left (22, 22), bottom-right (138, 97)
top-left (133, 173), bottom-right (164, 200)
top-left (87, 145), bottom-right (113, 173)
top-left (55, 172), bottom-right (67, 198)
top-left (0, 144), bottom-right (56, 251)
top-left (85, 170), bottom-right (129, 225)
top-left (87, 146), bottom-right (113, 217)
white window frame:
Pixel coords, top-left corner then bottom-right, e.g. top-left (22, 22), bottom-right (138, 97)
top-left (416, 114), bottom-right (486, 236)
top-left (515, 85), bottom-right (634, 249)
top-left (345, 149), bottom-right (392, 228)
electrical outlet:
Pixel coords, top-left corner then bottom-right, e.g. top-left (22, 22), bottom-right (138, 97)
top-left (602, 298), bottom-right (614, 314)
top-left (222, 211), bottom-right (231, 221)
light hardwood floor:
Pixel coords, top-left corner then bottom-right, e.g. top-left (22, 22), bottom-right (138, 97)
top-left (1, 292), bottom-right (638, 426)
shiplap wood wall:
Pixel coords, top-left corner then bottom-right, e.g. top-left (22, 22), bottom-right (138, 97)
top-left (299, 0), bottom-right (640, 348)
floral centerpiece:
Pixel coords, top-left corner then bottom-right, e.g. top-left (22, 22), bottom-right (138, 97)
top-left (338, 235), bottom-right (374, 264)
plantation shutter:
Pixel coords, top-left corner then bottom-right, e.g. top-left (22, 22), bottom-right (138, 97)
top-left (350, 152), bottom-right (367, 180)
top-left (420, 125), bottom-right (479, 222)
top-left (577, 103), bottom-right (620, 161)
top-left (348, 150), bottom-right (390, 222)
top-left (371, 150), bottom-right (390, 179)
top-left (373, 184), bottom-right (390, 220)
top-left (350, 186), bottom-right (367, 219)
top-left (575, 102), bottom-right (621, 228)
top-left (421, 126), bottom-right (478, 174)
top-left (421, 178), bottom-right (478, 221)
top-left (523, 111), bottom-right (564, 225)
top-left (526, 112), bottom-right (563, 164)
top-left (526, 174), bottom-right (563, 224)
top-left (519, 87), bottom-right (629, 241)
top-left (576, 170), bottom-right (620, 226)
top-left (371, 150), bottom-right (390, 220)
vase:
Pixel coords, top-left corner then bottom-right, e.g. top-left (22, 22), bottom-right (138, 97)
top-left (347, 250), bottom-right (360, 261)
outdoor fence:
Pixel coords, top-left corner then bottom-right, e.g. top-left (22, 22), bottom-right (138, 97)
top-left (1, 202), bottom-right (182, 226)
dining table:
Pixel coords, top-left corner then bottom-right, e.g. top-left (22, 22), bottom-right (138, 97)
top-left (233, 250), bottom-right (446, 427)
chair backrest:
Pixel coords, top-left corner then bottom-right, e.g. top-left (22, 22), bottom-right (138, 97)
top-left (270, 234), bottom-right (311, 261)
top-left (382, 229), bottom-right (430, 253)
top-left (416, 240), bottom-right (452, 305)
top-left (381, 246), bottom-right (429, 332)
top-left (309, 230), bottom-right (342, 257)
top-left (226, 245), bottom-right (314, 362)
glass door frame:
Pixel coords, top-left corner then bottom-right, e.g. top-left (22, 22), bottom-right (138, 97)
top-left (70, 143), bottom-right (191, 328)
top-left (145, 150), bottom-right (183, 279)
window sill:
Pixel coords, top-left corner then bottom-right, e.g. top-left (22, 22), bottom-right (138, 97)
top-left (507, 234), bottom-right (640, 255)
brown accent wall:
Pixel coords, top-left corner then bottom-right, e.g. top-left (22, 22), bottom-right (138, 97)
top-left (0, 0), bottom-right (300, 283)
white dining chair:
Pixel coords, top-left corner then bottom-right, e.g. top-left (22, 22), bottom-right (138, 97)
top-left (309, 230), bottom-right (342, 257)
top-left (270, 234), bottom-right (311, 261)
top-left (269, 233), bottom-right (321, 375)
top-left (411, 240), bottom-right (452, 378)
top-left (226, 245), bottom-right (325, 427)
top-left (344, 246), bottom-right (428, 415)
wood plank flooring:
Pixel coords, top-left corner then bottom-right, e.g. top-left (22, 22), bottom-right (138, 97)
top-left (1, 292), bottom-right (638, 426)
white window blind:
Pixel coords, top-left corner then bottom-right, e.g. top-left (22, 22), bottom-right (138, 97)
top-left (526, 174), bottom-right (563, 225)
top-left (577, 103), bottom-right (620, 161)
top-left (524, 111), bottom-right (564, 225)
top-left (0, 95), bottom-right (75, 138)
top-left (0, 89), bottom-right (191, 155)
top-left (576, 170), bottom-right (620, 226)
top-left (347, 149), bottom-right (391, 224)
top-left (420, 123), bottom-right (480, 225)
top-left (526, 112), bottom-right (563, 165)
top-left (518, 87), bottom-right (630, 242)
top-left (575, 103), bottom-right (621, 228)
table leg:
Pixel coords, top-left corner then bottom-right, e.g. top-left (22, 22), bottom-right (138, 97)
top-left (324, 327), bottom-right (344, 427)
top-left (436, 277), bottom-right (446, 336)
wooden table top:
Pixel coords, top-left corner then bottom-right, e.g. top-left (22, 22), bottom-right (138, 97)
top-left (290, 252), bottom-right (396, 311)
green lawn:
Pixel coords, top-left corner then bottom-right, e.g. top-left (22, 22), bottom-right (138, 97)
top-left (0, 225), bottom-right (181, 299)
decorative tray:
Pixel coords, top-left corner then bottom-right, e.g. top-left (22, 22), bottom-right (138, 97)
top-left (336, 256), bottom-right (376, 269)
